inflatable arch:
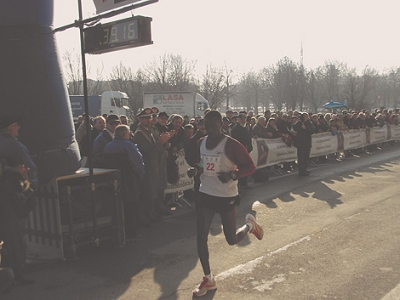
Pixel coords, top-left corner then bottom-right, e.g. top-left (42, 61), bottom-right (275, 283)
top-left (0, 0), bottom-right (81, 183)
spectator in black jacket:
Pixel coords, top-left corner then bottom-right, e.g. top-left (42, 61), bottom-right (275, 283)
top-left (277, 114), bottom-right (290, 135)
top-left (293, 113), bottom-right (315, 176)
top-left (79, 116), bottom-right (106, 158)
top-left (265, 118), bottom-right (280, 138)
top-left (251, 116), bottom-right (269, 138)
top-left (318, 115), bottom-right (329, 132)
top-left (185, 118), bottom-right (206, 194)
top-left (231, 113), bottom-right (253, 187)
top-left (311, 114), bottom-right (323, 133)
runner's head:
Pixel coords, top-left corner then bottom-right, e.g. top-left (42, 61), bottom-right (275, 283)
top-left (204, 110), bottom-right (222, 136)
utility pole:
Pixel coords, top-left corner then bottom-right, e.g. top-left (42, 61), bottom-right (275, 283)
top-left (77, 0), bottom-right (97, 245)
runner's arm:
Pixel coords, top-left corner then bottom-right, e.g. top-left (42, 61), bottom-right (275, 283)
top-left (225, 137), bottom-right (256, 179)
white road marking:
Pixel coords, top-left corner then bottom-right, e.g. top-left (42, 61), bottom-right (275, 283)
top-left (268, 235), bottom-right (311, 256)
top-left (216, 256), bottom-right (264, 280)
top-left (252, 274), bottom-right (286, 291)
top-left (381, 282), bottom-right (400, 300)
top-left (216, 235), bottom-right (311, 281)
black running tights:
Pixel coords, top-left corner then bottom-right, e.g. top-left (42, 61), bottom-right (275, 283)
top-left (196, 205), bottom-right (249, 276)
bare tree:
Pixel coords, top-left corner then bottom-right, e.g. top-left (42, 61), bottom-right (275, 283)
top-left (387, 67), bottom-right (400, 108)
top-left (109, 62), bottom-right (144, 114)
top-left (357, 67), bottom-right (377, 110)
top-left (62, 50), bottom-right (104, 95)
top-left (223, 67), bottom-right (237, 111)
top-left (305, 69), bottom-right (325, 112)
top-left (260, 66), bottom-right (283, 111)
top-left (243, 71), bottom-right (262, 114)
top-left (280, 57), bottom-right (300, 110)
top-left (319, 61), bottom-right (346, 102)
top-left (375, 73), bottom-right (392, 109)
top-left (259, 57), bottom-right (300, 111)
top-left (87, 64), bottom-right (105, 96)
top-left (62, 50), bottom-right (82, 95)
top-left (143, 53), bottom-right (196, 91)
top-left (343, 68), bottom-right (358, 110)
top-left (343, 67), bottom-right (377, 110)
top-left (198, 64), bottom-right (226, 109)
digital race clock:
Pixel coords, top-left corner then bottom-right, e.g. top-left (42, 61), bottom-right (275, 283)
top-left (83, 16), bottom-right (152, 54)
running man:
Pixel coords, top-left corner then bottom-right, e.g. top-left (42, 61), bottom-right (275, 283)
top-left (187, 110), bottom-right (263, 297)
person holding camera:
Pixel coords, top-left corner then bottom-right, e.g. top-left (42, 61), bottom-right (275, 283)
top-left (187, 110), bottom-right (263, 297)
top-left (0, 115), bottom-right (36, 285)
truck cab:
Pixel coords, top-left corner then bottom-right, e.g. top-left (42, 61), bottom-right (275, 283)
top-left (101, 91), bottom-right (131, 116)
top-left (195, 93), bottom-right (209, 117)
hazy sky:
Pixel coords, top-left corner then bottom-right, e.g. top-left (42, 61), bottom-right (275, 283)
top-left (53, 0), bottom-right (400, 79)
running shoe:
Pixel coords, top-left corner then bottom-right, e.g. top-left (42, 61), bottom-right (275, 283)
top-left (192, 276), bottom-right (217, 297)
top-left (245, 214), bottom-right (264, 240)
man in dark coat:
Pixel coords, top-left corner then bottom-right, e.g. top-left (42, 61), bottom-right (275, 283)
top-left (231, 113), bottom-right (253, 187)
top-left (293, 112), bottom-right (315, 176)
top-left (103, 125), bottom-right (145, 239)
top-left (79, 116), bottom-right (106, 158)
top-left (185, 118), bottom-right (206, 193)
top-left (150, 109), bottom-right (172, 216)
top-left (93, 114), bottom-right (120, 167)
top-left (132, 108), bottom-right (169, 226)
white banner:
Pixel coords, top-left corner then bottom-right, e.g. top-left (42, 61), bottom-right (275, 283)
top-left (250, 138), bottom-right (297, 167)
top-left (342, 130), bottom-right (367, 150)
top-left (93, 0), bottom-right (142, 14)
top-left (389, 124), bottom-right (400, 140)
top-left (164, 149), bottom-right (194, 194)
top-left (310, 132), bottom-right (339, 157)
top-left (368, 126), bottom-right (388, 144)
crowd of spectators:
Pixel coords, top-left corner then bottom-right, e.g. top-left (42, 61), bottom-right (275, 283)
top-left (73, 106), bottom-right (399, 238)
top-left (220, 107), bottom-right (400, 143)
top-left (75, 108), bottom-right (212, 241)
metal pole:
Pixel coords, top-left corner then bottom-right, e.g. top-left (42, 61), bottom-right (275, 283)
top-left (77, 0), bottom-right (98, 245)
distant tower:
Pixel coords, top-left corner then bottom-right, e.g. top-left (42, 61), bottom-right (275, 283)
top-left (300, 42), bottom-right (304, 66)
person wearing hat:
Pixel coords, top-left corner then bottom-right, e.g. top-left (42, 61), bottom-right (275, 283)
top-left (93, 114), bottom-right (120, 167)
top-left (0, 115), bottom-right (36, 285)
top-left (0, 116), bottom-right (37, 186)
top-left (225, 110), bottom-right (234, 121)
top-left (155, 112), bottom-right (169, 134)
top-left (149, 108), bottom-right (173, 217)
top-left (133, 108), bottom-right (170, 225)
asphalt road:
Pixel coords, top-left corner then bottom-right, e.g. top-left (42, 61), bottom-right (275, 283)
top-left (4, 144), bottom-right (400, 300)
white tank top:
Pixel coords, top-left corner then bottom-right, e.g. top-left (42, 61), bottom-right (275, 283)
top-left (199, 135), bottom-right (238, 197)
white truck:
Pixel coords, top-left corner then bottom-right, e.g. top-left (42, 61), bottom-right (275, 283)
top-left (69, 91), bottom-right (132, 120)
top-left (143, 91), bottom-right (209, 117)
